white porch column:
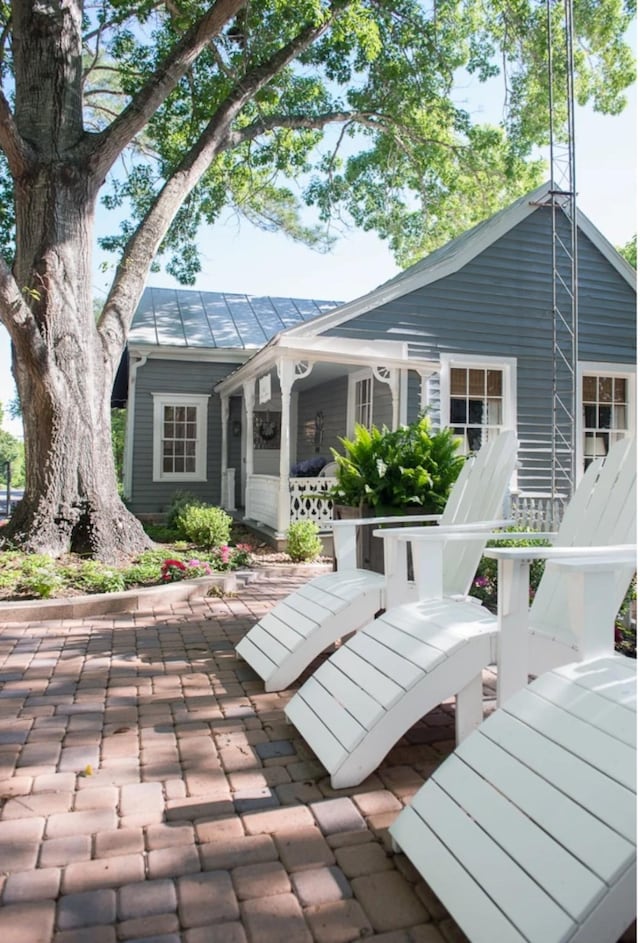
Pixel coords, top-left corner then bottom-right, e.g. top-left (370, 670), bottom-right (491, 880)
top-left (275, 358), bottom-right (314, 536)
top-left (242, 379), bottom-right (255, 518)
top-left (220, 394), bottom-right (229, 508)
top-left (276, 359), bottom-right (294, 537)
top-left (374, 366), bottom-right (401, 429)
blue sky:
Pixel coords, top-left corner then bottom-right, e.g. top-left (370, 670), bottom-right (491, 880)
top-left (0, 60), bottom-right (636, 438)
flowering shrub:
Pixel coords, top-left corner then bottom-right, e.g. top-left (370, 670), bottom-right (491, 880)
top-left (208, 544), bottom-right (253, 571)
top-left (161, 559), bottom-right (188, 582)
top-left (161, 558), bottom-right (214, 582)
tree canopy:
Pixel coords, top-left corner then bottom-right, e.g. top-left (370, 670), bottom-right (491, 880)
top-left (0, 0), bottom-right (634, 277)
top-left (0, 0), bottom-right (634, 560)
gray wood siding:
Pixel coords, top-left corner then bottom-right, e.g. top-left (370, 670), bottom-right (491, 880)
top-left (325, 211), bottom-right (636, 491)
top-left (129, 357), bottom-right (241, 515)
top-left (296, 377), bottom-right (348, 463)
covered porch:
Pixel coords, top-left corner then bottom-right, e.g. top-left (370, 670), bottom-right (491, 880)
top-left (215, 335), bottom-right (438, 539)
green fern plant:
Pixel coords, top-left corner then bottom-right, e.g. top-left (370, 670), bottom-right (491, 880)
top-left (329, 415), bottom-right (464, 514)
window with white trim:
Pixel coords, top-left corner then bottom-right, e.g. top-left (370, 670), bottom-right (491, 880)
top-left (580, 368), bottom-right (634, 468)
top-left (449, 366), bottom-right (505, 451)
top-left (355, 376), bottom-right (373, 428)
top-left (347, 370), bottom-right (374, 432)
top-left (152, 393), bottom-right (209, 482)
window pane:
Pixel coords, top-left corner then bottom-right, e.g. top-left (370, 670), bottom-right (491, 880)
top-left (186, 422), bottom-right (197, 439)
top-left (468, 400), bottom-right (484, 424)
top-left (582, 376), bottom-right (597, 401)
top-left (614, 378), bottom-right (627, 403)
top-left (487, 399), bottom-right (502, 424)
top-left (467, 428), bottom-right (483, 451)
top-left (450, 399), bottom-right (467, 423)
top-left (614, 405), bottom-right (627, 430)
top-left (450, 369), bottom-right (467, 395)
top-left (583, 404), bottom-right (597, 428)
top-left (468, 370), bottom-right (485, 396)
top-left (598, 377), bottom-right (613, 403)
top-left (487, 371), bottom-right (502, 395)
top-left (598, 405), bottom-right (612, 429)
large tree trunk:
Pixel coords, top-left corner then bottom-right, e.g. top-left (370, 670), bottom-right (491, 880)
top-left (2, 0), bottom-right (151, 562)
top-left (5, 160), bottom-right (151, 561)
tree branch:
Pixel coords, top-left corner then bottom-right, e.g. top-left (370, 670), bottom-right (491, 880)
top-left (0, 89), bottom-right (34, 175)
top-left (97, 0), bottom-right (352, 362)
top-left (0, 256), bottom-right (47, 363)
top-left (89, 0), bottom-right (246, 177)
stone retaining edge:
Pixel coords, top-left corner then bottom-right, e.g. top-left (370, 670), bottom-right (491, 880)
top-left (0, 573), bottom-right (237, 623)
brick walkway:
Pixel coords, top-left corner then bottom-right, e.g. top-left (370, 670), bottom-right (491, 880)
top-left (0, 574), bottom-right (633, 943)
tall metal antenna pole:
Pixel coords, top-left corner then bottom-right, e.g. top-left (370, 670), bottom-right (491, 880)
top-left (547, 0), bottom-right (578, 504)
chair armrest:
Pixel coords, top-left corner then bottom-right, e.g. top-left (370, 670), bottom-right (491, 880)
top-left (330, 513), bottom-right (442, 529)
top-left (486, 544), bottom-right (635, 564)
top-left (495, 543), bottom-right (636, 708)
top-left (331, 513), bottom-right (441, 571)
top-left (372, 519), bottom-right (515, 541)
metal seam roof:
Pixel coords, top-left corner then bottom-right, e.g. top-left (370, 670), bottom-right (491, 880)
top-left (129, 286), bottom-right (343, 350)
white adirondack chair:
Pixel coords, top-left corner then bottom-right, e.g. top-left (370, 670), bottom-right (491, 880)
top-left (285, 437), bottom-right (636, 788)
top-left (236, 430), bottom-right (517, 692)
top-left (389, 652), bottom-right (637, 943)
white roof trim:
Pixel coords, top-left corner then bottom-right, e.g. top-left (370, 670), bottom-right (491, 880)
top-left (282, 181), bottom-right (635, 338)
top-left (214, 334), bottom-right (439, 395)
top-left (128, 344), bottom-right (253, 365)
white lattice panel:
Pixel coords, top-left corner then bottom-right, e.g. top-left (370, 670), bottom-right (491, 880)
top-left (290, 477), bottom-right (337, 531)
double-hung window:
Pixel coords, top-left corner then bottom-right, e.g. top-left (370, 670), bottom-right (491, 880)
top-left (152, 393), bottom-right (209, 482)
top-left (441, 356), bottom-right (516, 453)
top-left (579, 364), bottom-right (634, 469)
top-left (348, 370), bottom-right (373, 432)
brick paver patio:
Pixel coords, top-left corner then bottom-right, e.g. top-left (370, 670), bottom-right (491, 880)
top-left (0, 573), bottom-right (634, 943)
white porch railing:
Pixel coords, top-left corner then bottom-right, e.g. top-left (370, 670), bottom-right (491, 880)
top-left (246, 474), bottom-right (280, 530)
top-left (510, 492), bottom-right (567, 531)
top-left (247, 478), bottom-right (567, 535)
top-left (246, 474), bottom-right (338, 533)
top-left (289, 476), bottom-right (337, 530)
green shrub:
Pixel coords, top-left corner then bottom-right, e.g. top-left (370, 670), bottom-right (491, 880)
top-left (167, 491), bottom-right (204, 530)
top-left (329, 415), bottom-right (464, 513)
top-left (286, 521), bottom-right (323, 563)
top-left (143, 522), bottom-right (179, 543)
top-left (175, 504), bottom-right (232, 549)
top-left (16, 557), bottom-right (65, 599)
top-left (69, 561), bottom-right (126, 595)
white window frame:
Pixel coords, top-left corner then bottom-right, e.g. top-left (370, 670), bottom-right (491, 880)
top-left (347, 369), bottom-right (374, 434)
top-left (577, 362), bottom-right (636, 475)
top-left (440, 354), bottom-right (517, 451)
top-left (152, 392), bottom-right (209, 482)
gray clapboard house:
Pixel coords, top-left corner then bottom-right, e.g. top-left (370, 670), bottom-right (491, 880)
top-left (122, 182), bottom-right (636, 536)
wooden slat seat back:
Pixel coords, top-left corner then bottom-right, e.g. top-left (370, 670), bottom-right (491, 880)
top-left (529, 437), bottom-right (636, 652)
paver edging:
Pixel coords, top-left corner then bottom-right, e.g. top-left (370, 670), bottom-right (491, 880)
top-left (0, 573), bottom-right (237, 623)
top-left (0, 561), bottom-right (334, 623)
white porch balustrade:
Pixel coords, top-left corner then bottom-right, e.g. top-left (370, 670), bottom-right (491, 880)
top-left (246, 475), bottom-right (566, 537)
top-left (245, 474), bottom-right (338, 534)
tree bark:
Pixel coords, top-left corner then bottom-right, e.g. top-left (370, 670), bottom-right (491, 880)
top-left (1, 1), bottom-right (150, 562)
top-left (5, 160), bottom-right (150, 561)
